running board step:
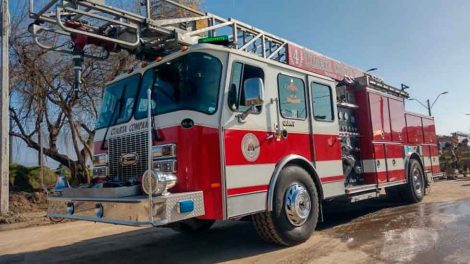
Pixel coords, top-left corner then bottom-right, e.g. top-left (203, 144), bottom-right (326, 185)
top-left (349, 192), bottom-right (380, 203)
top-left (345, 184), bottom-right (378, 195)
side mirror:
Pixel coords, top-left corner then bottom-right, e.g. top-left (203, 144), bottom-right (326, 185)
top-left (237, 78), bottom-right (265, 123)
top-left (243, 78), bottom-right (264, 108)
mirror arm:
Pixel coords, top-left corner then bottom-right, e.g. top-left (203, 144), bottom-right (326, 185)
top-left (237, 105), bottom-right (256, 123)
top-left (271, 97), bottom-right (283, 141)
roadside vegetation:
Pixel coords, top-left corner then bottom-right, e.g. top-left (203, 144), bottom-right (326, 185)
top-left (1, 164), bottom-right (69, 225)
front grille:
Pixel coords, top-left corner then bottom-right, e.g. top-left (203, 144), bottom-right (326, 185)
top-left (108, 132), bottom-right (148, 183)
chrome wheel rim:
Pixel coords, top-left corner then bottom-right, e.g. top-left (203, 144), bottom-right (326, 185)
top-left (284, 183), bottom-right (311, 226)
top-left (412, 166), bottom-right (424, 196)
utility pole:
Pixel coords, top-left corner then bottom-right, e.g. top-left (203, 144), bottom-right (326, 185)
top-left (0, 0), bottom-right (9, 213)
top-left (409, 91), bottom-right (448, 117)
top-left (426, 99), bottom-right (432, 116)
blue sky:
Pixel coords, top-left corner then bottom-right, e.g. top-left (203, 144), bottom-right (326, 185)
top-left (11, 0), bottom-right (470, 166)
top-left (203, 0), bottom-right (470, 135)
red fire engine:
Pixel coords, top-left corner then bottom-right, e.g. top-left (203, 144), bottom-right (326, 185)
top-left (30, 0), bottom-right (441, 245)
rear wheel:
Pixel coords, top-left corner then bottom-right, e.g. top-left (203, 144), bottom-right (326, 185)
top-left (400, 159), bottom-right (425, 203)
top-left (253, 166), bottom-right (319, 246)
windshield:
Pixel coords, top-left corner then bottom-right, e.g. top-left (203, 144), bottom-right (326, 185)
top-left (135, 52), bottom-right (222, 119)
top-left (95, 74), bottom-right (141, 129)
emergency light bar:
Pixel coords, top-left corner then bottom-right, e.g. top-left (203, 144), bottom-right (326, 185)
top-left (198, 35), bottom-right (231, 46)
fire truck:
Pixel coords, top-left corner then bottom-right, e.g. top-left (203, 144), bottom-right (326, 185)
top-left (29, 0), bottom-right (441, 245)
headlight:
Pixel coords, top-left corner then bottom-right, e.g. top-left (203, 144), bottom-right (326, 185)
top-left (142, 170), bottom-right (177, 195)
top-left (152, 144), bottom-right (176, 159)
top-left (152, 159), bottom-right (177, 173)
top-left (93, 154), bottom-right (108, 166)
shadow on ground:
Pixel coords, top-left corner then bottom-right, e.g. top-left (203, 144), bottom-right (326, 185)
top-left (0, 197), bottom-right (403, 264)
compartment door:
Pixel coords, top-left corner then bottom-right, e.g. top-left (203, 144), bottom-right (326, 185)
top-left (388, 98), bottom-right (405, 142)
top-left (405, 114), bottom-right (424, 144)
top-left (385, 144), bottom-right (405, 182)
top-left (375, 144), bottom-right (388, 184)
top-left (422, 118), bottom-right (436, 144)
top-left (430, 146), bottom-right (441, 174)
top-left (369, 93), bottom-right (391, 141)
top-left (363, 144), bottom-right (387, 184)
top-left (421, 145), bottom-right (432, 173)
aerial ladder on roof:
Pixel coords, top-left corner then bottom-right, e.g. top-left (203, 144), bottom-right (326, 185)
top-left (29, 0), bottom-right (408, 98)
top-left (29, 0), bottom-right (290, 87)
top-left (29, 0), bottom-right (291, 60)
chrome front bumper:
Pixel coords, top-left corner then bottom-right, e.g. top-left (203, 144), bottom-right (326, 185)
top-left (48, 191), bottom-right (205, 226)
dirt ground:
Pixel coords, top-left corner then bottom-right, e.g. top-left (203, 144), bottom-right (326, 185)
top-left (0, 179), bottom-right (469, 264)
top-left (0, 192), bottom-right (52, 230)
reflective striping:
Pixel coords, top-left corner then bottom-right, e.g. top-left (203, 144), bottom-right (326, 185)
top-left (320, 175), bottom-right (344, 183)
top-left (226, 159), bottom-right (346, 200)
top-left (386, 157), bottom-right (405, 170)
top-left (363, 159), bottom-right (386, 173)
top-left (226, 164), bottom-right (275, 189)
top-left (95, 111), bottom-right (219, 139)
top-left (315, 160), bottom-right (344, 179)
top-left (423, 156), bottom-right (432, 166)
top-left (226, 160), bottom-right (345, 190)
top-left (362, 158), bottom-right (407, 173)
top-left (322, 181), bottom-right (346, 198)
top-left (227, 192), bottom-right (267, 218)
top-left (227, 185), bottom-right (268, 197)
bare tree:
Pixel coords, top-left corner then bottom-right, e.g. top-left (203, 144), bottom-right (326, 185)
top-left (9, 0), bottom-right (202, 185)
top-left (9, 4), bottom-right (135, 184)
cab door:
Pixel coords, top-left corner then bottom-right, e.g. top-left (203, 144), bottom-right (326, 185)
top-left (307, 76), bottom-right (345, 198)
top-left (221, 58), bottom-right (270, 219)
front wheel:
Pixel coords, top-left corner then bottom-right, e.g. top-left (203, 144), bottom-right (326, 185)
top-left (253, 166), bottom-right (319, 246)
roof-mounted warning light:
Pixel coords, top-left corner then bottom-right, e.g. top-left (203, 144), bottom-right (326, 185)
top-left (198, 35), bottom-right (231, 46)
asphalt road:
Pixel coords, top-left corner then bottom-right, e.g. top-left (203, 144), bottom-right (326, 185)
top-left (1, 179), bottom-right (470, 264)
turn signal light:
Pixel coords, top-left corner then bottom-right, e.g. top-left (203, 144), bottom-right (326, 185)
top-left (152, 144), bottom-right (176, 159)
top-left (92, 154), bottom-right (108, 166)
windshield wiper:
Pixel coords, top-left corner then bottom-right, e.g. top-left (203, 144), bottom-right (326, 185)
top-left (101, 86), bottom-right (127, 150)
top-left (154, 84), bottom-right (177, 102)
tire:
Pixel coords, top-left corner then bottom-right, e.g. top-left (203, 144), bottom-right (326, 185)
top-left (171, 219), bottom-right (215, 234)
top-left (400, 159), bottom-right (425, 203)
top-left (253, 166), bottom-right (319, 246)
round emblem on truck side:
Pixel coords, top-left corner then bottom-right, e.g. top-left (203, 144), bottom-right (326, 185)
top-left (241, 133), bottom-right (261, 162)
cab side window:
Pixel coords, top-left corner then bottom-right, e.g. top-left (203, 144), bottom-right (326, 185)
top-left (312, 82), bottom-right (334, 121)
top-left (228, 62), bottom-right (265, 113)
top-left (278, 74), bottom-right (307, 120)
